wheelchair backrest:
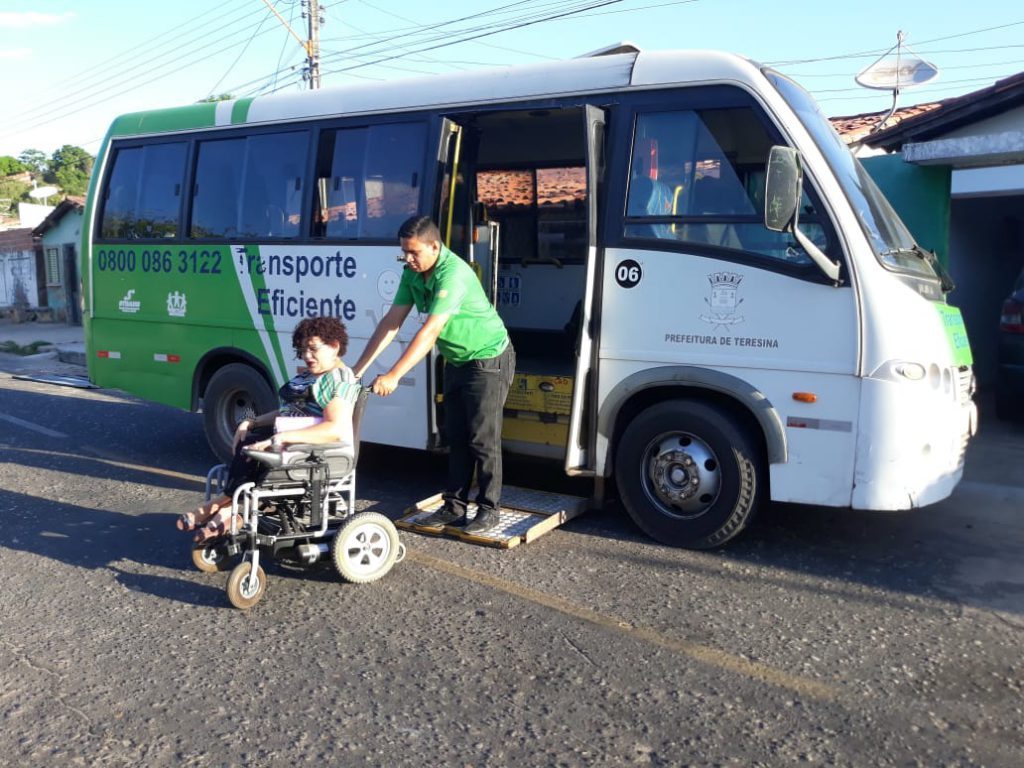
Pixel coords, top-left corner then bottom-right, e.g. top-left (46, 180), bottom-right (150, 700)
top-left (351, 385), bottom-right (370, 465)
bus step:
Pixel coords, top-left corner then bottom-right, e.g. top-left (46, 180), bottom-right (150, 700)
top-left (397, 485), bottom-right (588, 549)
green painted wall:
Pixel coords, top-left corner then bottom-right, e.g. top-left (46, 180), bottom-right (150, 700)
top-left (861, 154), bottom-right (951, 265)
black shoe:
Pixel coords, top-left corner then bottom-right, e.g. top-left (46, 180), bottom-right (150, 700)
top-left (463, 509), bottom-right (501, 535)
top-left (417, 507), bottom-right (466, 529)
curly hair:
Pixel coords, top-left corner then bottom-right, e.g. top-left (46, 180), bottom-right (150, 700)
top-left (292, 316), bottom-right (349, 356)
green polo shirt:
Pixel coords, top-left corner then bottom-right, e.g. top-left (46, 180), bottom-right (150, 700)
top-left (393, 244), bottom-right (509, 365)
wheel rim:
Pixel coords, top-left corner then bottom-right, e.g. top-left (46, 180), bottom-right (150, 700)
top-left (640, 432), bottom-right (721, 519)
top-left (339, 522), bottom-right (392, 576)
top-left (200, 545), bottom-right (220, 566)
top-left (219, 387), bottom-right (259, 444)
top-left (239, 567), bottom-right (261, 599)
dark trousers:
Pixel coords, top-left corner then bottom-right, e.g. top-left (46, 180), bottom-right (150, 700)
top-left (442, 343), bottom-right (515, 516)
top-left (224, 424), bottom-right (274, 495)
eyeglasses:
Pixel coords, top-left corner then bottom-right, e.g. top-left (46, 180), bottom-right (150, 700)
top-left (294, 341), bottom-right (329, 359)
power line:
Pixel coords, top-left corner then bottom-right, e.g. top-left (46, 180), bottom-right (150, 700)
top-left (1, 14), bottom-right (284, 141)
top-left (206, 6), bottom-right (277, 97)
top-left (14, 0), bottom-right (256, 118)
top-left (769, 18), bottom-right (1024, 66)
top-left (785, 57), bottom-right (1024, 78)
top-left (232, 0), bottom-right (604, 95)
top-left (316, 0), bottom-right (632, 79)
top-left (814, 74), bottom-right (1013, 105)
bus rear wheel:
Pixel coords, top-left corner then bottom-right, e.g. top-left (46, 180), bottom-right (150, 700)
top-left (615, 400), bottom-right (763, 549)
top-left (203, 363), bottom-right (277, 463)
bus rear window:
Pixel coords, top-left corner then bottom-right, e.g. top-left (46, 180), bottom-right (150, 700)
top-left (100, 142), bottom-right (186, 240)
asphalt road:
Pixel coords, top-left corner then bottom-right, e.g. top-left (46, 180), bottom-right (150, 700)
top-left (1, 362), bottom-right (1022, 767)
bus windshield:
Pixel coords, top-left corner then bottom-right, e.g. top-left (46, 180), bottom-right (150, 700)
top-left (765, 70), bottom-right (938, 279)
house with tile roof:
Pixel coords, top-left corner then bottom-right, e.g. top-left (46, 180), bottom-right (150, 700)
top-left (32, 196), bottom-right (85, 324)
top-left (830, 73), bottom-right (1024, 391)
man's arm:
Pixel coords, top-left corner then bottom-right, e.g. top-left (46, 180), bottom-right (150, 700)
top-left (371, 312), bottom-right (449, 396)
top-left (351, 302), bottom-right (413, 379)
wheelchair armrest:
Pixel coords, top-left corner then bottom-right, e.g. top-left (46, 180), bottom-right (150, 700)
top-left (288, 442), bottom-right (355, 464)
top-left (244, 442), bottom-right (354, 469)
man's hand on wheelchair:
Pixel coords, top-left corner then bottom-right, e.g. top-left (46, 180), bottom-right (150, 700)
top-left (371, 372), bottom-right (399, 397)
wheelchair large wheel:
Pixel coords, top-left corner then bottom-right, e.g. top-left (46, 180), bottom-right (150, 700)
top-left (331, 512), bottom-right (400, 584)
top-left (191, 541), bottom-right (232, 573)
top-left (226, 561), bottom-right (267, 609)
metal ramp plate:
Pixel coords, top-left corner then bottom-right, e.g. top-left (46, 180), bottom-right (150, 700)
top-left (397, 486), bottom-right (587, 548)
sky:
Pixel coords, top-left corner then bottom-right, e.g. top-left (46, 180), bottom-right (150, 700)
top-left (1, 0), bottom-right (1022, 160)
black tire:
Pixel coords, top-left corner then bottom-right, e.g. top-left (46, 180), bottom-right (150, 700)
top-left (614, 400), bottom-right (764, 549)
top-left (226, 561), bottom-right (267, 610)
top-left (203, 363), bottom-right (277, 463)
top-left (191, 541), bottom-right (232, 573)
top-left (331, 512), bottom-right (401, 584)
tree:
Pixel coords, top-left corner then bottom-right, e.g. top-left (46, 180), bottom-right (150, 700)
top-left (197, 93), bottom-right (234, 103)
top-left (49, 144), bottom-right (94, 197)
top-left (0, 178), bottom-right (31, 215)
top-left (0, 156), bottom-right (27, 176)
top-left (18, 148), bottom-right (48, 176)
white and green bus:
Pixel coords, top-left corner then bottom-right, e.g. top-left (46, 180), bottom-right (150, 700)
top-left (82, 45), bottom-right (976, 549)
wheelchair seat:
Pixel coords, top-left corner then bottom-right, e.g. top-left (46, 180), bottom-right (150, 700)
top-left (245, 442), bottom-right (354, 477)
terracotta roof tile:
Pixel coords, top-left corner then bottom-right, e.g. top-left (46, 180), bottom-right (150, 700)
top-left (829, 101), bottom-right (946, 144)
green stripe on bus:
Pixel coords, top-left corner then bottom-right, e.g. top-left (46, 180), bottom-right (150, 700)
top-left (231, 98), bottom-right (254, 124)
top-left (109, 104), bottom-right (218, 137)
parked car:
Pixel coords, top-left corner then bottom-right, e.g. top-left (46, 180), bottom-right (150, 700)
top-left (996, 267), bottom-right (1024, 421)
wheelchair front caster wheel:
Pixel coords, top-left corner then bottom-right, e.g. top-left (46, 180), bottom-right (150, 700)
top-left (331, 511), bottom-right (401, 584)
top-left (226, 561), bottom-right (267, 609)
top-left (191, 541), bottom-right (231, 573)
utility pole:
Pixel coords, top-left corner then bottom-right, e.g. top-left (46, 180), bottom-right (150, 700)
top-left (259, 0), bottom-right (324, 90)
top-left (305, 0), bottom-right (322, 90)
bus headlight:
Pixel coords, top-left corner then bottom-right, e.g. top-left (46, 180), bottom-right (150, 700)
top-left (894, 362), bottom-right (926, 381)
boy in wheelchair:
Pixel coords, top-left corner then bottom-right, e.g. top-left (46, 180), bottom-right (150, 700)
top-left (175, 316), bottom-right (403, 608)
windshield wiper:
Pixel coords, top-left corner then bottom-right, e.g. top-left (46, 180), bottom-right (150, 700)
top-left (878, 245), bottom-right (956, 294)
top-left (913, 244), bottom-right (956, 294)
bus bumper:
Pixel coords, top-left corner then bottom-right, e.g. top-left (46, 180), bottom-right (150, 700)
top-left (851, 376), bottom-right (976, 511)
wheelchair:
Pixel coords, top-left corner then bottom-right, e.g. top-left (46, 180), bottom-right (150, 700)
top-left (192, 387), bottom-right (405, 609)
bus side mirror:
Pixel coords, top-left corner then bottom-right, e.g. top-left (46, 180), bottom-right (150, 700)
top-left (764, 145), bottom-right (802, 233)
top-left (763, 145), bottom-right (842, 284)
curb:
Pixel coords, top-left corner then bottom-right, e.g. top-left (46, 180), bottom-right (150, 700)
top-left (57, 347), bottom-right (87, 367)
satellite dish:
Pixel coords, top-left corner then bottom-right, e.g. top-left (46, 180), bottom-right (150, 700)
top-left (28, 186), bottom-right (59, 199)
top-left (856, 56), bottom-right (939, 90)
top-left (856, 32), bottom-right (941, 136)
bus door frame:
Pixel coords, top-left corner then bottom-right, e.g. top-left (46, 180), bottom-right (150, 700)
top-left (564, 104), bottom-right (606, 476)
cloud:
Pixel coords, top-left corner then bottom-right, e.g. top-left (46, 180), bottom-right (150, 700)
top-left (0, 48), bottom-right (31, 60)
top-left (0, 11), bottom-right (76, 29)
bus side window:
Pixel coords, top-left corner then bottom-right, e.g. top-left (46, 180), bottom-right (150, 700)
top-left (316, 127), bottom-right (368, 239)
top-left (101, 147), bottom-right (143, 239)
top-left (314, 122), bottom-right (425, 241)
top-left (623, 105), bottom-right (835, 267)
top-left (190, 138), bottom-right (244, 239)
top-left (100, 143), bottom-right (186, 240)
top-left (238, 131), bottom-right (307, 239)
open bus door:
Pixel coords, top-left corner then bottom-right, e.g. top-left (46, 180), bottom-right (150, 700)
top-left (563, 105), bottom-right (606, 475)
top-left (429, 117), bottom-right (463, 450)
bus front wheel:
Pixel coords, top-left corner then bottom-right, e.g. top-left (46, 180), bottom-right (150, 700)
top-left (614, 400), bottom-right (763, 549)
top-left (203, 363), bottom-right (277, 463)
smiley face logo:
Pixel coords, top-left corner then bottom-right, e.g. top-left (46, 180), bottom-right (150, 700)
top-left (377, 270), bottom-right (400, 302)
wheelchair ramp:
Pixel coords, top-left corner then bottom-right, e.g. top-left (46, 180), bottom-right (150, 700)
top-left (397, 486), bottom-right (587, 548)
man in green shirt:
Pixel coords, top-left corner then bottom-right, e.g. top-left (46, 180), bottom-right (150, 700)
top-left (352, 216), bottom-right (515, 535)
